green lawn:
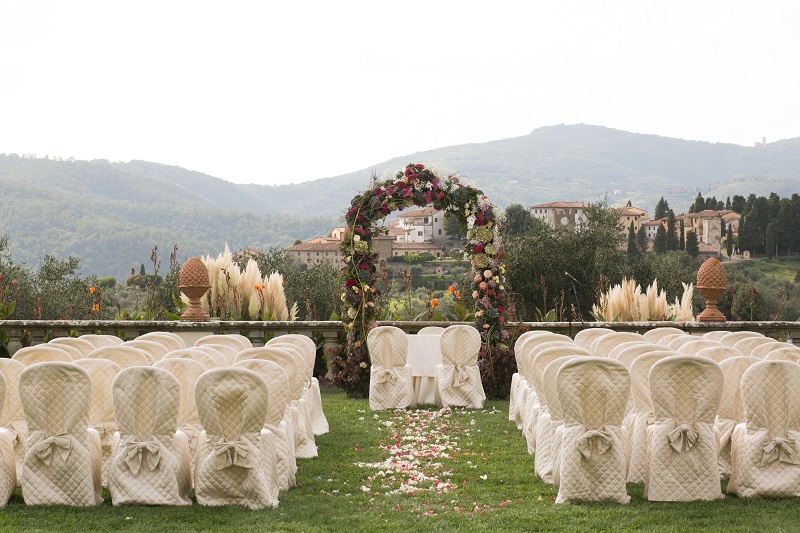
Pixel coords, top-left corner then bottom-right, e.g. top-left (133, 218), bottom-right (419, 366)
top-left (3, 390), bottom-right (800, 532)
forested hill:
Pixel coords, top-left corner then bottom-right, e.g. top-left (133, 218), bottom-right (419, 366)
top-left (2, 124), bottom-right (800, 278)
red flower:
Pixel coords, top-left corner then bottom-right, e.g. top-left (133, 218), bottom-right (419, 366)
top-left (497, 306), bottom-right (505, 313)
top-left (423, 190), bottom-right (433, 204)
top-left (380, 205), bottom-right (389, 215)
top-left (436, 191), bottom-right (445, 201)
top-left (344, 279), bottom-right (358, 287)
top-left (472, 244), bottom-right (484, 253)
top-left (401, 187), bottom-right (413, 199)
top-left (414, 163), bottom-right (425, 169)
top-left (359, 263), bottom-right (369, 270)
top-left (358, 213), bottom-right (366, 222)
top-left (405, 167), bottom-right (414, 177)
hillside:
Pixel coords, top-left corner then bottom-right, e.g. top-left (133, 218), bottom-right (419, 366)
top-left (2, 124), bottom-right (800, 278)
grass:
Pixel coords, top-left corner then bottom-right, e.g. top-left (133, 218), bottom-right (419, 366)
top-left (3, 390), bottom-right (800, 532)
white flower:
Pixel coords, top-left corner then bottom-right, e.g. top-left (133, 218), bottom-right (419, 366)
top-left (480, 474), bottom-right (488, 480)
top-left (353, 234), bottom-right (361, 242)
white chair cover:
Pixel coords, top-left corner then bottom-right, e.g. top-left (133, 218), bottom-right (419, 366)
top-left (729, 361), bottom-right (800, 497)
top-left (642, 327), bottom-right (686, 344)
top-left (555, 357), bottom-right (630, 504)
top-left (234, 359), bottom-right (296, 491)
top-left (701, 330), bottom-right (729, 342)
top-left (194, 368), bottom-right (279, 509)
top-left (715, 356), bottom-right (761, 478)
top-left (165, 348), bottom-right (224, 369)
top-left (644, 355), bottom-right (723, 501)
top-left (615, 344), bottom-right (673, 368)
top-left (0, 358), bottom-right (27, 481)
top-left (417, 326), bottom-right (445, 334)
top-left (195, 334), bottom-right (252, 351)
top-left (73, 358), bottom-right (121, 487)
top-left (542, 355), bottom-right (580, 487)
top-left (88, 346), bottom-right (151, 369)
top-left (590, 332), bottom-right (644, 357)
top-left (434, 325), bottom-right (485, 409)
top-left (12, 345), bottom-right (73, 365)
top-left (49, 337), bottom-right (96, 357)
top-left (44, 343), bottom-right (83, 360)
top-left (750, 341), bottom-right (795, 359)
top-left (137, 332), bottom-right (186, 352)
top-left (80, 334), bottom-right (123, 348)
top-left (366, 326), bottom-right (415, 411)
top-left (19, 362), bottom-right (103, 506)
top-left (733, 336), bottom-right (776, 356)
top-left (123, 339), bottom-right (167, 362)
top-left (108, 366), bottom-right (191, 505)
top-left (656, 333), bottom-right (686, 347)
top-left (678, 339), bottom-right (721, 356)
top-left (666, 335), bottom-right (704, 351)
top-left (607, 340), bottom-right (648, 360)
top-left (573, 328), bottom-right (613, 350)
top-left (694, 345), bottom-right (745, 363)
top-left (764, 347), bottom-right (800, 362)
top-left (153, 358), bottom-right (207, 480)
top-left (719, 331), bottom-right (764, 347)
top-left (0, 373), bottom-right (17, 507)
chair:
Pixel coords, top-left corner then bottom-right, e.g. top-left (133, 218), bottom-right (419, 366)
top-left (0, 359), bottom-right (27, 481)
top-left (108, 366), bottom-right (192, 505)
top-left (0, 373), bottom-right (17, 507)
top-left (542, 355), bottom-right (580, 487)
top-left (764, 347), bottom-right (800, 362)
top-left (702, 330), bottom-right (730, 342)
top-left (729, 361), bottom-right (800, 497)
top-left (194, 368), bottom-right (279, 509)
top-left (123, 339), bottom-right (168, 362)
top-left (12, 345), bottom-right (73, 365)
top-left (719, 331), bottom-right (764, 347)
top-left (607, 340), bottom-right (648, 360)
top-left (733, 336), bottom-right (777, 356)
top-left (417, 326), bottom-right (445, 335)
top-left (644, 355), bottom-right (723, 501)
top-left (195, 344), bottom-right (238, 366)
top-left (88, 346), bottom-right (151, 369)
top-left (666, 335), bottom-right (704, 351)
top-left (677, 339), bottom-right (721, 356)
top-left (74, 358), bottom-right (122, 487)
top-left (268, 335), bottom-right (329, 435)
top-left (234, 359), bottom-right (297, 491)
top-left (153, 358), bottom-right (208, 478)
top-left (615, 344), bottom-right (673, 369)
top-left (49, 337), bottom-right (96, 358)
top-left (751, 341), bottom-right (796, 359)
top-left (164, 348), bottom-right (223, 369)
top-left (555, 357), bottom-right (631, 504)
top-left (195, 334), bottom-right (252, 351)
top-left (365, 326), bottom-right (415, 411)
top-left (573, 328), bottom-right (613, 351)
top-left (137, 332), bottom-right (186, 352)
top-left (642, 327), bottom-right (686, 344)
top-left (19, 362), bottom-right (103, 505)
top-left (656, 333), bottom-right (686, 347)
top-left (80, 334), bottom-right (123, 348)
top-left (590, 332), bottom-right (644, 357)
top-left (434, 325), bottom-right (485, 409)
top-left (715, 356), bottom-right (761, 478)
top-left (695, 345), bottom-right (745, 363)
top-left (43, 342), bottom-right (83, 361)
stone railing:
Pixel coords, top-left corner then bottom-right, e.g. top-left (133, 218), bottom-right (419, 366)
top-left (3, 320), bottom-right (799, 374)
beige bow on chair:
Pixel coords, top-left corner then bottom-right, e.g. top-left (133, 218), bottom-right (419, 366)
top-left (668, 423), bottom-right (698, 453)
top-left (375, 367), bottom-right (398, 384)
top-left (452, 362), bottom-right (470, 388)
top-left (576, 429), bottom-right (613, 459)
top-left (214, 436), bottom-right (253, 470)
top-left (760, 436), bottom-right (799, 466)
top-left (34, 433), bottom-right (73, 466)
top-left (125, 438), bottom-right (162, 475)
top-left (92, 423), bottom-right (116, 442)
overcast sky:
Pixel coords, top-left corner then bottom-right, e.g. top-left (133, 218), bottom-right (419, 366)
top-left (1, 1), bottom-right (798, 186)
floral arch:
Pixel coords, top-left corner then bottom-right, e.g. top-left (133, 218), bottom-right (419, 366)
top-left (331, 164), bottom-right (510, 398)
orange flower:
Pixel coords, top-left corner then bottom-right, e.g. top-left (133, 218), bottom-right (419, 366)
top-left (92, 304), bottom-right (100, 312)
top-left (431, 298), bottom-right (439, 309)
top-left (448, 285), bottom-right (456, 294)
top-left (89, 286), bottom-right (96, 293)
top-left (11, 280), bottom-right (17, 287)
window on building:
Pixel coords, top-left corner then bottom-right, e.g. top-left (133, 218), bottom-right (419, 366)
top-left (438, 229), bottom-right (442, 235)
top-left (417, 231), bottom-right (422, 236)
top-left (424, 217), bottom-right (429, 224)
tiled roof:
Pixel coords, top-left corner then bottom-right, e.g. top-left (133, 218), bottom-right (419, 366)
top-left (529, 201), bottom-right (587, 209)
top-left (397, 207), bottom-right (441, 218)
top-left (286, 241), bottom-right (341, 252)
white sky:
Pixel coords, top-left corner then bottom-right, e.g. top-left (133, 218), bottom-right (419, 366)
top-left (1, 1), bottom-right (798, 186)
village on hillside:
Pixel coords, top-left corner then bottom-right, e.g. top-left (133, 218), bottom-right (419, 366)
top-left (286, 202), bottom-right (741, 266)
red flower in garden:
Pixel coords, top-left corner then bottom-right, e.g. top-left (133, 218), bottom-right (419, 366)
top-left (431, 298), bottom-right (439, 309)
top-left (359, 263), bottom-right (369, 270)
top-left (414, 164), bottom-right (424, 169)
top-left (423, 190), bottom-right (433, 204)
top-left (472, 244), bottom-right (484, 253)
top-left (345, 279), bottom-right (358, 287)
top-left (401, 187), bottom-right (413, 199)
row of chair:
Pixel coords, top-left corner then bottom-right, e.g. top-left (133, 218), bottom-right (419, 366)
top-left (509, 328), bottom-right (800, 503)
top-left (0, 332), bottom-right (329, 508)
top-left (367, 325), bottom-right (486, 410)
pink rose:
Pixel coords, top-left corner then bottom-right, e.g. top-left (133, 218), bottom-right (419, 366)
top-left (474, 274), bottom-right (482, 282)
top-left (472, 291), bottom-right (478, 298)
top-left (479, 282), bottom-right (487, 291)
top-left (483, 270), bottom-right (492, 279)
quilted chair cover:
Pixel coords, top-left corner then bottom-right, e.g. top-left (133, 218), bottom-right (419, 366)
top-left (511, 332), bottom-right (572, 428)
top-left (642, 327), bottom-right (686, 344)
top-left (728, 361), bottom-right (800, 497)
top-left (0, 358), bottom-right (28, 481)
top-left (74, 358), bottom-right (122, 487)
top-left (88, 346), bottom-right (151, 369)
top-left (44, 343), bottom-right (83, 361)
top-left (236, 347), bottom-right (317, 458)
top-left (716, 356), bottom-right (761, 478)
top-left (234, 359), bottom-right (297, 490)
top-left (520, 340), bottom-right (580, 438)
top-left (153, 358), bottom-right (207, 479)
top-left (590, 332), bottom-right (644, 357)
top-left (195, 334), bottom-right (252, 351)
top-left (656, 333), bottom-right (686, 347)
top-left (197, 344), bottom-right (239, 365)
top-left (0, 373), bottom-right (17, 506)
top-left (195, 368), bottom-right (279, 509)
top-left (138, 332), bottom-right (186, 352)
top-left (607, 340), bottom-right (648, 360)
top-left (123, 339), bottom-right (168, 362)
top-left (720, 331), bottom-right (764, 347)
top-left (626, 351), bottom-right (674, 483)
top-left (750, 341), bottom-right (793, 359)
top-left (165, 348), bottom-right (224, 369)
top-left (555, 357), bottom-right (631, 504)
top-left (644, 355), bottom-right (723, 501)
top-left (267, 335), bottom-right (329, 435)
top-left (764, 347), bottom-right (800, 362)
top-left (418, 326), bottom-right (445, 334)
top-left (678, 339), bottom-right (722, 356)
top-left (542, 355), bottom-right (580, 487)
top-left (19, 362), bottom-right (103, 506)
top-left (695, 345), bottom-right (745, 363)
top-left (733, 336), bottom-right (775, 356)
top-left (49, 337), bottom-right (96, 358)
top-left (108, 366), bottom-right (191, 505)
top-left (573, 328), bottom-right (613, 351)
top-left (701, 330), bottom-right (728, 342)
top-left (13, 346), bottom-right (73, 366)
top-left (80, 334), bottom-right (123, 348)
top-left (434, 325), bottom-right (485, 409)
top-left (615, 345), bottom-right (673, 369)
top-left (366, 326), bottom-right (415, 411)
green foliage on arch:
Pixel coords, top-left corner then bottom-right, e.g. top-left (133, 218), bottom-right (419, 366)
top-left (330, 164), bottom-right (510, 398)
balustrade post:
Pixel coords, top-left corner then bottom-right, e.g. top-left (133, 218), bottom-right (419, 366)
top-left (321, 330), bottom-right (341, 378)
top-left (6, 327), bottom-right (24, 356)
